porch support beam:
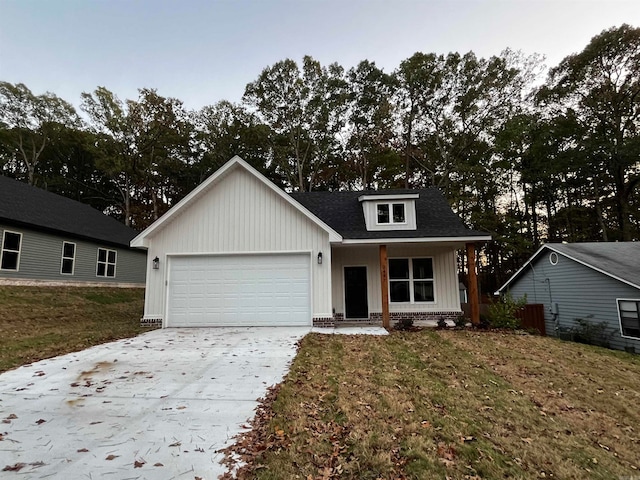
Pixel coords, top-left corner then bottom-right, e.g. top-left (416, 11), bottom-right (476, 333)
top-left (379, 244), bottom-right (390, 329)
top-left (466, 242), bottom-right (480, 326)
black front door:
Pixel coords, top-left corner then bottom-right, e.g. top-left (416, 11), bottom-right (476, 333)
top-left (344, 266), bottom-right (368, 319)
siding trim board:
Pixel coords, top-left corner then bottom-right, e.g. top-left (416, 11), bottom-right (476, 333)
top-left (342, 236), bottom-right (491, 245)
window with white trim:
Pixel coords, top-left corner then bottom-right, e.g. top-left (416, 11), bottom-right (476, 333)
top-left (618, 299), bottom-right (640, 339)
top-left (0, 231), bottom-right (22, 271)
top-left (61, 242), bottom-right (76, 275)
top-left (377, 203), bottom-right (406, 224)
top-left (96, 248), bottom-right (117, 278)
top-left (389, 257), bottom-right (434, 303)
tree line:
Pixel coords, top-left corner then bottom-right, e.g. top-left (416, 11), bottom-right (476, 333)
top-left (1, 24), bottom-right (638, 291)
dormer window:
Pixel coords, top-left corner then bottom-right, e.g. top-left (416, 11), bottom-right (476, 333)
top-left (359, 193), bottom-right (418, 231)
top-left (377, 203), bottom-right (406, 225)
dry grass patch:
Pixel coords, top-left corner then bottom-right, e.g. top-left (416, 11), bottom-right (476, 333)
top-left (221, 330), bottom-right (640, 479)
top-left (439, 330), bottom-right (640, 476)
top-left (0, 285), bottom-right (147, 372)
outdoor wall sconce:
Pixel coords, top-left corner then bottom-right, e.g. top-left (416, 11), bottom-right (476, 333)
top-left (317, 252), bottom-right (323, 265)
top-left (152, 256), bottom-right (160, 270)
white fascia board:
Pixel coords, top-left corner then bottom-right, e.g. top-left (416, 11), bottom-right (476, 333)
top-left (129, 156), bottom-right (343, 247)
top-left (358, 193), bottom-right (420, 202)
top-left (340, 235), bottom-right (492, 245)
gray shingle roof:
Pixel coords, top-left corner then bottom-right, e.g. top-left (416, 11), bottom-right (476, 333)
top-left (548, 242), bottom-right (640, 289)
top-left (0, 175), bottom-right (140, 248)
top-left (290, 188), bottom-right (489, 239)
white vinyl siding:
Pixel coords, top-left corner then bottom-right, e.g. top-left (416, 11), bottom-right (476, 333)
top-left (331, 244), bottom-right (461, 315)
top-left (141, 166), bottom-right (332, 322)
top-left (0, 230), bottom-right (22, 271)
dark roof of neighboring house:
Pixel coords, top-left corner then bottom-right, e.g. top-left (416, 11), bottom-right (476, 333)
top-left (498, 242), bottom-right (640, 292)
top-left (290, 188), bottom-right (489, 240)
top-left (0, 175), bottom-right (140, 248)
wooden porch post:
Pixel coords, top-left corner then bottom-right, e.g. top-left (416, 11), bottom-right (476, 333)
top-left (466, 243), bottom-right (480, 326)
top-left (379, 244), bottom-right (390, 329)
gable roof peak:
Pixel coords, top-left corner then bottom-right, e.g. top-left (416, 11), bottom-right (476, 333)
top-left (130, 156), bottom-right (342, 248)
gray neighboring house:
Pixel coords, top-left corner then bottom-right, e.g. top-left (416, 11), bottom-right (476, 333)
top-left (0, 175), bottom-right (146, 286)
top-left (497, 242), bottom-right (640, 353)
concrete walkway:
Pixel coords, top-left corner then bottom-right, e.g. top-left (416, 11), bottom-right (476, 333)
top-left (0, 327), bottom-right (308, 479)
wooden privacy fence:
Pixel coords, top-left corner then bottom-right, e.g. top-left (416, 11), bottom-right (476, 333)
top-left (515, 304), bottom-right (546, 336)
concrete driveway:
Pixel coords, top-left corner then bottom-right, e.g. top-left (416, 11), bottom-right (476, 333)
top-left (0, 327), bottom-right (309, 479)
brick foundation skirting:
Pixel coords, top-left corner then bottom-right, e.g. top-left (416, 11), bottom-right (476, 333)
top-left (140, 317), bottom-right (162, 327)
top-left (312, 317), bottom-right (335, 328)
top-left (335, 311), bottom-right (463, 324)
top-left (141, 313), bottom-right (460, 328)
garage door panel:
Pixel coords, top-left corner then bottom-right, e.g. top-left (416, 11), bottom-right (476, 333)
top-left (167, 254), bottom-right (311, 327)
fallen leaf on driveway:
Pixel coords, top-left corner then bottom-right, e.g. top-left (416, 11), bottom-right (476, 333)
top-left (134, 459), bottom-right (145, 468)
top-left (3, 463), bottom-right (25, 471)
top-left (169, 441), bottom-right (181, 447)
top-left (153, 462), bottom-right (164, 467)
top-left (77, 448), bottom-right (89, 452)
top-left (35, 419), bottom-right (46, 425)
top-left (105, 454), bottom-right (119, 460)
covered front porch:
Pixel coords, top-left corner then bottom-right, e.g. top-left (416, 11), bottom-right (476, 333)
top-left (328, 241), bottom-right (480, 329)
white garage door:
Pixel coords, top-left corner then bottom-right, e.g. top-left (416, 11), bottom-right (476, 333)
top-left (167, 254), bottom-right (311, 327)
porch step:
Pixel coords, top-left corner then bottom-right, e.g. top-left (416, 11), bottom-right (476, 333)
top-left (335, 320), bottom-right (381, 327)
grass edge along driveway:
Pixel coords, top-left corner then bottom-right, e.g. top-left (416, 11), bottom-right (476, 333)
top-left (220, 329), bottom-right (640, 480)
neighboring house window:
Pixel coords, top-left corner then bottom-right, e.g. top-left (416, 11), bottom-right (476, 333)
top-left (389, 258), bottom-right (434, 303)
top-left (0, 231), bottom-right (22, 271)
top-left (96, 248), bottom-right (117, 277)
top-left (618, 299), bottom-right (640, 339)
top-left (377, 203), bottom-right (406, 224)
top-left (61, 242), bottom-right (76, 275)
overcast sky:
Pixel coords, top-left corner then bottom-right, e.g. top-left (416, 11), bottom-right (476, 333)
top-left (1, 0), bottom-right (638, 111)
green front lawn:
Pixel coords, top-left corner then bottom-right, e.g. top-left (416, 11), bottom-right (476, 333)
top-left (0, 285), bottom-right (147, 372)
top-left (221, 330), bottom-right (640, 479)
